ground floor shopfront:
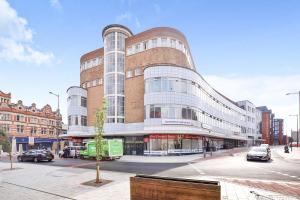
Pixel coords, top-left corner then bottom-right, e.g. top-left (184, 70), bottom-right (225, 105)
top-left (65, 133), bottom-right (246, 156)
top-left (10, 137), bottom-right (60, 152)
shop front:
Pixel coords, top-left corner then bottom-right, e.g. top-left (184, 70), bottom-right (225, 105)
top-left (143, 134), bottom-right (203, 156)
top-left (33, 138), bottom-right (58, 150)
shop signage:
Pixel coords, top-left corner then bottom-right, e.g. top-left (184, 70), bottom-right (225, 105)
top-left (162, 119), bottom-right (192, 126)
top-left (149, 134), bottom-right (202, 140)
top-left (28, 137), bottom-right (34, 145)
top-left (34, 138), bottom-right (57, 143)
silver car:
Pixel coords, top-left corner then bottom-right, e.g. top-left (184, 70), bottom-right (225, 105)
top-left (247, 147), bottom-right (271, 161)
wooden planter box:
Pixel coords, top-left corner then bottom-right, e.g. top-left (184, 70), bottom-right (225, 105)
top-left (130, 175), bottom-right (220, 200)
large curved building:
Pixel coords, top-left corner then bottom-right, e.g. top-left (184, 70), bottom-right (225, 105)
top-left (66, 24), bottom-right (262, 155)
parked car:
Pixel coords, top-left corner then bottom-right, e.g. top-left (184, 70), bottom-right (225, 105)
top-left (247, 147), bottom-right (271, 161)
top-left (59, 146), bottom-right (85, 158)
top-left (17, 149), bottom-right (54, 162)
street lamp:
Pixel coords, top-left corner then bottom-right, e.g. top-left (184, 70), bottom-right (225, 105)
top-left (289, 114), bottom-right (298, 148)
top-left (49, 91), bottom-right (61, 154)
top-left (286, 91), bottom-right (300, 147)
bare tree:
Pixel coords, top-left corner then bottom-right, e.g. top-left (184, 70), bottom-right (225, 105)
top-left (94, 98), bottom-right (107, 183)
top-left (0, 129), bottom-right (13, 170)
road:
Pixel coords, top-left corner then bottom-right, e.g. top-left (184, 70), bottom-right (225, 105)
top-left (2, 147), bottom-right (299, 182)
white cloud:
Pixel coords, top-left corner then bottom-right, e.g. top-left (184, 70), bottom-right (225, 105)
top-left (49, 0), bottom-right (62, 10)
top-left (0, 0), bottom-right (54, 65)
top-left (116, 12), bottom-right (132, 22)
top-left (115, 12), bottom-right (141, 29)
top-left (204, 74), bottom-right (300, 136)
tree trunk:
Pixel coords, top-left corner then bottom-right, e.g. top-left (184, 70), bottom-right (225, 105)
top-left (95, 161), bottom-right (101, 183)
top-left (9, 152), bottom-right (12, 170)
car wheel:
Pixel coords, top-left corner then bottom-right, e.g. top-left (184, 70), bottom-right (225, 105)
top-left (48, 159), bottom-right (52, 162)
top-left (17, 157), bottom-right (23, 162)
top-left (34, 157), bottom-right (38, 163)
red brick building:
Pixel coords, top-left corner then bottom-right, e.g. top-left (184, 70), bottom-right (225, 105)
top-left (256, 106), bottom-right (274, 145)
top-left (274, 118), bottom-right (284, 145)
top-left (0, 90), bottom-right (62, 151)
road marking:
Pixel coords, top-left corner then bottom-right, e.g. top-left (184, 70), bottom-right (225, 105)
top-left (188, 163), bottom-right (205, 175)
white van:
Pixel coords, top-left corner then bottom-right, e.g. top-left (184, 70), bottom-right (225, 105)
top-left (59, 146), bottom-right (85, 158)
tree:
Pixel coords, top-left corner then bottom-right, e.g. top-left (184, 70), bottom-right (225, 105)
top-left (94, 98), bottom-right (107, 183)
top-left (0, 129), bottom-right (13, 170)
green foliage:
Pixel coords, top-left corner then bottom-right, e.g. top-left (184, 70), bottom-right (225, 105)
top-left (0, 129), bottom-right (11, 152)
top-left (94, 98), bottom-right (107, 161)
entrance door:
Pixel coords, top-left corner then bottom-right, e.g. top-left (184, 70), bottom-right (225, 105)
top-left (124, 143), bottom-right (144, 155)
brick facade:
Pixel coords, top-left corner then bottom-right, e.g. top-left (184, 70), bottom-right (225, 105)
top-left (0, 90), bottom-right (62, 145)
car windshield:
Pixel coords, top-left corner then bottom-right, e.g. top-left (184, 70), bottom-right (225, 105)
top-left (251, 147), bottom-right (267, 152)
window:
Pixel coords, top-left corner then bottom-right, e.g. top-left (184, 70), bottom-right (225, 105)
top-left (0, 113), bottom-right (10, 121)
top-left (16, 115), bottom-right (24, 122)
top-left (81, 97), bottom-right (87, 107)
top-left (0, 124), bottom-right (10, 132)
top-left (151, 38), bottom-right (157, 48)
top-left (75, 116), bottom-right (78, 125)
top-left (81, 116), bottom-right (87, 126)
top-left (150, 105), bottom-right (161, 118)
top-left (105, 74), bottom-right (115, 94)
top-left (171, 39), bottom-right (176, 48)
top-left (127, 47), bottom-right (133, 55)
top-left (30, 127), bottom-right (37, 134)
top-left (161, 37), bottom-right (167, 46)
top-left (105, 32), bottom-right (115, 51)
top-left (117, 74), bottom-right (124, 94)
top-left (135, 44), bottom-right (140, 52)
top-left (41, 128), bottom-right (47, 134)
top-left (134, 68), bottom-right (142, 76)
top-left (117, 53), bottom-right (124, 72)
top-left (117, 32), bottom-right (125, 51)
top-left (17, 125), bottom-right (24, 133)
top-left (143, 41), bottom-right (148, 50)
top-left (117, 96), bottom-right (124, 116)
top-left (107, 96), bottom-right (115, 116)
top-left (106, 53), bottom-right (115, 73)
top-left (126, 70), bottom-right (133, 78)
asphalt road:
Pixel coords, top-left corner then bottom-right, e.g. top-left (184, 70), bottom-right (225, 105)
top-left (2, 147), bottom-right (299, 182)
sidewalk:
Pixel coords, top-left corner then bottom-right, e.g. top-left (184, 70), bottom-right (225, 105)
top-left (118, 147), bottom-right (249, 163)
top-left (275, 146), bottom-right (300, 162)
top-left (0, 161), bottom-right (297, 200)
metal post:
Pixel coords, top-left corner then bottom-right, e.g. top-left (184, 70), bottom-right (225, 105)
top-left (49, 92), bottom-right (61, 154)
top-left (286, 91), bottom-right (300, 148)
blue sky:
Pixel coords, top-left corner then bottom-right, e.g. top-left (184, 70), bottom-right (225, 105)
top-left (1, 0), bottom-right (300, 133)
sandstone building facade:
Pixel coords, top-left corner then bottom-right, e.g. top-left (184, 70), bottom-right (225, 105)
top-left (66, 24), bottom-right (263, 155)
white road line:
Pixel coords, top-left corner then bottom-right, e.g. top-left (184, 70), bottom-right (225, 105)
top-left (188, 163), bottom-right (205, 175)
top-left (272, 171), bottom-right (300, 179)
top-left (289, 175), bottom-right (297, 178)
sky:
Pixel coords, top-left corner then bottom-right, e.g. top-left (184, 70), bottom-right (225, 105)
top-left (0, 0), bottom-right (300, 135)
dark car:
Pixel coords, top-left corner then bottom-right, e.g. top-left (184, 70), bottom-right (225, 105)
top-left (247, 147), bottom-right (271, 161)
top-left (17, 149), bottom-right (54, 162)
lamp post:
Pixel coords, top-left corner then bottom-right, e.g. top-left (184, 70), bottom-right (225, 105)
top-left (286, 91), bottom-right (300, 148)
top-left (289, 114), bottom-right (298, 148)
top-left (49, 91), bottom-right (61, 154)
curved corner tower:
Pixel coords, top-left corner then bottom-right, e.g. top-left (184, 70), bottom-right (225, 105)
top-left (102, 24), bottom-right (133, 123)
